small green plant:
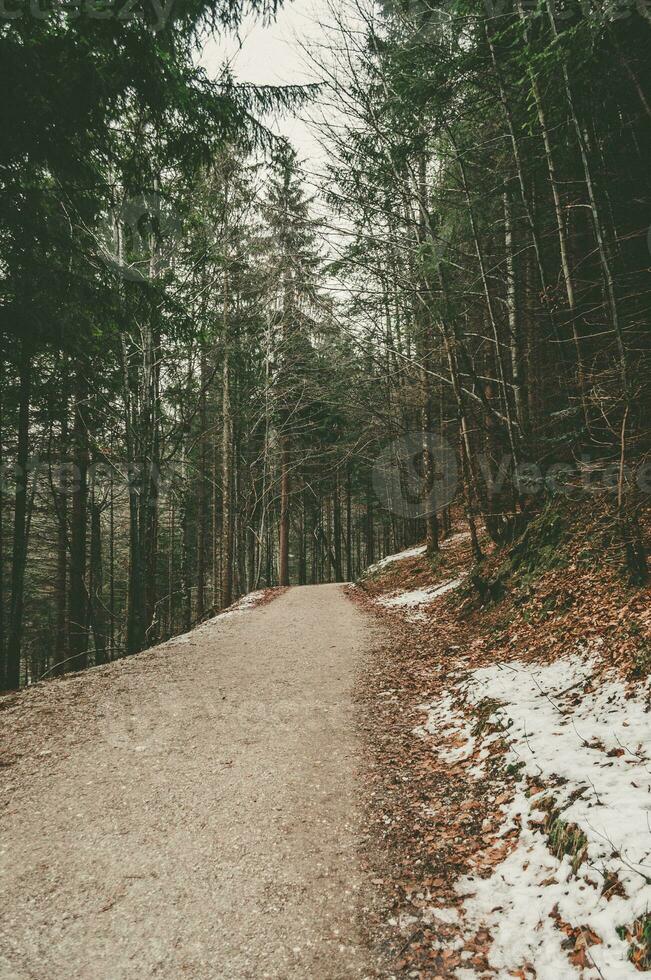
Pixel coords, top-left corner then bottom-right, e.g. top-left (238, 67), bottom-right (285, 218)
top-left (547, 816), bottom-right (588, 874)
top-left (629, 643), bottom-right (651, 680)
top-left (617, 914), bottom-right (651, 970)
top-left (506, 761), bottom-right (526, 780)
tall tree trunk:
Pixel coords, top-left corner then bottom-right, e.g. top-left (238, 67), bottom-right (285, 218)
top-left (346, 466), bottom-right (353, 581)
top-left (68, 368), bottom-right (89, 672)
top-left (415, 154), bottom-right (440, 558)
top-left (515, 0), bottom-right (588, 423)
top-left (365, 477), bottom-right (375, 566)
top-left (0, 357), bottom-right (4, 684)
top-left (450, 134), bottom-right (520, 467)
top-left (485, 16), bottom-right (575, 398)
top-left (235, 452), bottom-right (247, 598)
top-left (180, 441), bottom-right (192, 632)
top-left (52, 402), bottom-right (68, 677)
top-left (212, 437), bottom-right (219, 606)
top-left (167, 491), bottom-right (175, 636)
top-left (278, 437), bottom-right (290, 586)
top-left (196, 350), bottom-right (208, 620)
top-left (141, 322), bottom-right (160, 647)
top-left (247, 495), bottom-right (257, 593)
top-left (504, 188), bottom-right (526, 432)
top-left (109, 455), bottom-right (115, 658)
top-left (5, 352), bottom-right (30, 690)
top-left (121, 336), bottom-right (144, 655)
top-left (544, 0), bottom-right (629, 404)
top-left (221, 345), bottom-right (233, 608)
top-left (333, 474), bottom-right (343, 581)
top-left (298, 487), bottom-right (307, 586)
top-left (89, 491), bottom-right (107, 665)
top-left (438, 264), bottom-right (486, 554)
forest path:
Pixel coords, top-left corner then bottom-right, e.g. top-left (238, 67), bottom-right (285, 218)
top-left (0, 585), bottom-right (386, 980)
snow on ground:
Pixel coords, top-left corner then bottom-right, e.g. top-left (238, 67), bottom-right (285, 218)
top-left (420, 653), bottom-right (651, 976)
top-left (167, 590), bottom-right (266, 647)
top-left (414, 694), bottom-right (477, 763)
top-left (378, 577), bottom-right (465, 611)
top-left (441, 531), bottom-right (471, 550)
top-left (367, 531), bottom-right (470, 577)
top-left (366, 544), bottom-right (427, 575)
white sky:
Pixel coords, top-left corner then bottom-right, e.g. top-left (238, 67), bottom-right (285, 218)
top-left (196, 0), bottom-right (366, 295)
top-left (198, 0), bottom-right (329, 167)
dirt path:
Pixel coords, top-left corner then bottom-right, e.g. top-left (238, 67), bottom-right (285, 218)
top-left (0, 585), bottom-right (386, 980)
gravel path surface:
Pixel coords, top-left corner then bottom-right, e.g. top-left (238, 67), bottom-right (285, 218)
top-left (0, 585), bottom-right (386, 980)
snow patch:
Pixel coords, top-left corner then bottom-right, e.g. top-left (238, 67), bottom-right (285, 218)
top-left (166, 590), bottom-right (266, 647)
top-left (423, 906), bottom-right (460, 925)
top-left (366, 544), bottom-right (426, 574)
top-left (415, 693), bottom-right (476, 763)
top-left (441, 531), bottom-right (471, 549)
top-left (378, 576), bottom-right (465, 610)
top-left (424, 653), bottom-right (651, 976)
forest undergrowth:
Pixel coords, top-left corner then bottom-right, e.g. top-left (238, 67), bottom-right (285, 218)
top-left (353, 499), bottom-right (651, 978)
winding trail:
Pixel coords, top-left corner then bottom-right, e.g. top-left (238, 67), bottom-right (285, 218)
top-left (1, 585), bottom-right (385, 979)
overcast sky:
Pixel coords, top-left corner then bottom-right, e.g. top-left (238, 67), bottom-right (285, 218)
top-left (198, 0), bottom-right (328, 167)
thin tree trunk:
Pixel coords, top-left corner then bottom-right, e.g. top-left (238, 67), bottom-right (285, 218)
top-left (52, 402), bottom-right (68, 677)
top-left (298, 487), bottom-right (307, 586)
top-left (221, 344), bottom-right (233, 608)
top-left (333, 474), bottom-right (343, 580)
top-left (109, 453), bottom-right (115, 658)
top-left (121, 336), bottom-right (144, 655)
top-left (0, 357), bottom-right (4, 684)
top-left (5, 353), bottom-right (30, 690)
top-left (180, 440), bottom-right (192, 632)
top-left (504, 189), bottom-right (526, 432)
top-left (167, 490), bottom-right (174, 636)
top-left (365, 477), bottom-right (374, 566)
top-left (278, 437), bottom-right (290, 586)
top-left (415, 154), bottom-right (440, 557)
top-left (196, 350), bottom-right (208, 620)
top-left (451, 135), bottom-right (519, 467)
top-left (68, 368), bottom-right (88, 672)
top-left (90, 492), bottom-right (107, 665)
top-left (514, 0), bottom-right (588, 422)
top-left (346, 466), bottom-right (353, 581)
top-left (544, 0), bottom-right (629, 404)
top-left (485, 16), bottom-right (575, 400)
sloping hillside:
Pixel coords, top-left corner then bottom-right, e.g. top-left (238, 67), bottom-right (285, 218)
top-left (352, 501), bottom-right (651, 977)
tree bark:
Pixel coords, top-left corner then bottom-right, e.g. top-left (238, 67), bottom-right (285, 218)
top-left (514, 0), bottom-right (588, 423)
top-left (346, 466), bottom-right (353, 581)
top-left (221, 344), bottom-right (233, 608)
top-left (68, 368), bottom-right (89, 672)
top-left (52, 401), bottom-right (68, 676)
top-left (196, 350), bottom-right (208, 620)
top-left (89, 491), bottom-right (107, 665)
top-left (278, 437), bottom-right (290, 586)
top-left (5, 352), bottom-right (31, 690)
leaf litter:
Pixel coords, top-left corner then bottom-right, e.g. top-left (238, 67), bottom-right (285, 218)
top-left (352, 509), bottom-right (651, 977)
